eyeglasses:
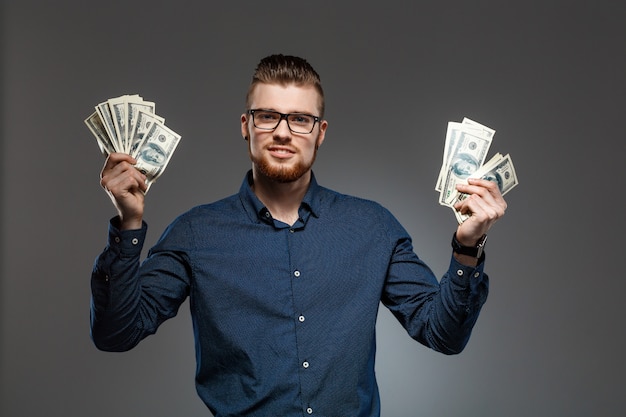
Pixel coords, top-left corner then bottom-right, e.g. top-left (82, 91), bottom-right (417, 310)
top-left (247, 109), bottom-right (320, 134)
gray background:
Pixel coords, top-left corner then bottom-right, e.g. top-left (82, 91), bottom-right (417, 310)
top-left (1, 1), bottom-right (624, 416)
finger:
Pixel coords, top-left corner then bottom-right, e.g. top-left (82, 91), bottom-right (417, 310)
top-left (467, 178), bottom-right (506, 201)
top-left (101, 162), bottom-right (147, 193)
top-left (457, 179), bottom-right (507, 212)
top-left (105, 166), bottom-right (144, 189)
top-left (457, 179), bottom-right (494, 197)
top-left (457, 193), bottom-right (505, 229)
top-left (114, 168), bottom-right (146, 191)
top-left (468, 194), bottom-right (496, 221)
top-left (101, 153), bottom-right (137, 177)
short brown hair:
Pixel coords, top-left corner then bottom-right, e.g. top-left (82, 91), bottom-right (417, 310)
top-left (245, 54), bottom-right (325, 117)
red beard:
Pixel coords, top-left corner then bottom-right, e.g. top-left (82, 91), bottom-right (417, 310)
top-left (249, 143), bottom-right (318, 183)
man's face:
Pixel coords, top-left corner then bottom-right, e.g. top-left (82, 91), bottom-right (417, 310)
top-left (241, 83), bottom-right (327, 183)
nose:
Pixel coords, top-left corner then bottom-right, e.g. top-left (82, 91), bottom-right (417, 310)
top-left (273, 117), bottom-right (292, 139)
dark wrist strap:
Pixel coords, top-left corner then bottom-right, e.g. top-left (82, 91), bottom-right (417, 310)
top-left (451, 232), bottom-right (487, 258)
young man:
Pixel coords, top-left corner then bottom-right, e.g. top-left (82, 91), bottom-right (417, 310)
top-left (93, 54), bottom-right (507, 416)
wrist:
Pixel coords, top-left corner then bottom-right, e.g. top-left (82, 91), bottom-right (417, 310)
top-left (451, 232), bottom-right (487, 258)
top-left (119, 215), bottom-right (143, 231)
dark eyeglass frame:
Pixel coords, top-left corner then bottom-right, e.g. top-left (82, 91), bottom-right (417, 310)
top-left (247, 109), bottom-right (321, 134)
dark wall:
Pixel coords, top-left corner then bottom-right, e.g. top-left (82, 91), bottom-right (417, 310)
top-left (1, 1), bottom-right (624, 416)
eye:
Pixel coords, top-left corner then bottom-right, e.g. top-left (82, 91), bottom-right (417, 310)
top-left (256, 111), bottom-right (279, 121)
top-left (289, 114), bottom-right (313, 125)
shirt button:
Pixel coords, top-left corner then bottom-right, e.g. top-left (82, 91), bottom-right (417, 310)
top-left (264, 211), bottom-right (271, 218)
top-left (298, 315), bottom-right (305, 322)
top-left (474, 272), bottom-right (480, 278)
top-left (114, 236), bottom-right (121, 243)
top-left (131, 238), bottom-right (139, 245)
top-left (289, 228), bottom-right (295, 233)
top-left (306, 408), bottom-right (313, 414)
top-left (302, 361), bottom-right (309, 368)
top-left (294, 270), bottom-right (301, 278)
top-left (456, 269), bottom-right (464, 276)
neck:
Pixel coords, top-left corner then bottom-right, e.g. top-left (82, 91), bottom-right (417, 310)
top-left (251, 169), bottom-right (311, 225)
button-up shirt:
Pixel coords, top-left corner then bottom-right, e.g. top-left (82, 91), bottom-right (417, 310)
top-left (90, 171), bottom-right (489, 417)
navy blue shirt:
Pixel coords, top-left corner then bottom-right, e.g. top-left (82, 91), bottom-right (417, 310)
top-left (91, 171), bottom-right (489, 417)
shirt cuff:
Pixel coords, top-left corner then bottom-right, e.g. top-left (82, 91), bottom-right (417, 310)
top-left (107, 216), bottom-right (147, 255)
top-left (448, 252), bottom-right (486, 284)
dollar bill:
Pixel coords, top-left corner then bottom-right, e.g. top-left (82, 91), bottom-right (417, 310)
top-left (435, 117), bottom-right (518, 223)
top-left (453, 153), bottom-right (519, 223)
top-left (95, 101), bottom-right (119, 151)
top-left (108, 96), bottom-right (131, 154)
top-left (134, 121), bottom-right (182, 188)
top-left (438, 124), bottom-right (493, 206)
top-left (435, 122), bottom-right (462, 192)
top-left (128, 98), bottom-right (156, 154)
top-left (85, 94), bottom-right (181, 193)
top-left (461, 117), bottom-right (496, 140)
top-left (128, 109), bottom-right (165, 158)
top-left (84, 111), bottom-right (114, 155)
top-left (435, 119), bottom-right (495, 192)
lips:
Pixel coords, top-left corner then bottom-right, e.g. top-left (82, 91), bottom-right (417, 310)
top-left (268, 146), bottom-right (296, 158)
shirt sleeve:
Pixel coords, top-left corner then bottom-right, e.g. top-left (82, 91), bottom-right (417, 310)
top-left (90, 217), bottom-right (191, 352)
top-left (380, 212), bottom-right (489, 355)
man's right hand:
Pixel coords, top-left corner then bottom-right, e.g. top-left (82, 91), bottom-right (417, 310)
top-left (100, 153), bottom-right (148, 230)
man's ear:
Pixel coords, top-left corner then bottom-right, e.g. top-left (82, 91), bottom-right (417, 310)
top-left (316, 119), bottom-right (328, 148)
top-left (241, 113), bottom-right (250, 140)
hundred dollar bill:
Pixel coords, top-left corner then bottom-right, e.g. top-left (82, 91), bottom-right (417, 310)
top-left (108, 96), bottom-right (131, 154)
top-left (86, 94), bottom-right (181, 193)
top-left (461, 117), bottom-right (496, 141)
top-left (85, 111), bottom-right (114, 155)
top-left (436, 122), bottom-right (462, 192)
top-left (449, 152), bottom-right (503, 220)
top-left (128, 109), bottom-right (165, 158)
top-left (453, 153), bottom-right (519, 223)
top-left (110, 94), bottom-right (144, 153)
top-left (128, 98), bottom-right (156, 154)
top-left (439, 125), bottom-right (493, 206)
top-left (95, 101), bottom-right (120, 152)
top-left (436, 119), bottom-right (495, 192)
top-left (134, 120), bottom-right (181, 188)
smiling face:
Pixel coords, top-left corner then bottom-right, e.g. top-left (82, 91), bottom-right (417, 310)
top-left (241, 82), bottom-right (328, 184)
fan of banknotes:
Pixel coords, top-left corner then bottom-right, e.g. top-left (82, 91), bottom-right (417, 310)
top-left (435, 117), bottom-right (518, 223)
top-left (84, 94), bottom-right (182, 192)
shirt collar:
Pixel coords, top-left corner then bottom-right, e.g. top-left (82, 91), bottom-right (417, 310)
top-left (239, 170), bottom-right (321, 224)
